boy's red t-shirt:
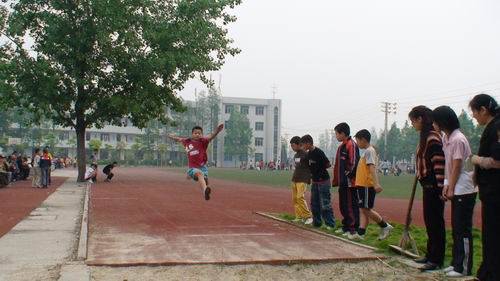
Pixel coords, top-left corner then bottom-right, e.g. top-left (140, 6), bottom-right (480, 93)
top-left (182, 138), bottom-right (210, 168)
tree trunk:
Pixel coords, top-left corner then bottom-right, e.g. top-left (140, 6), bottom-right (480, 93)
top-left (76, 121), bottom-right (86, 182)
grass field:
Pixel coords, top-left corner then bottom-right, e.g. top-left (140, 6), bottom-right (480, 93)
top-left (278, 213), bottom-right (483, 276)
top-left (166, 167), bottom-right (420, 200)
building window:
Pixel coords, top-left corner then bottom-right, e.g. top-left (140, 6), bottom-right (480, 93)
top-left (255, 137), bottom-right (264, 147)
top-left (59, 132), bottom-right (69, 141)
top-left (101, 133), bottom-right (110, 142)
top-left (240, 105), bottom-right (249, 115)
top-left (116, 134), bottom-right (121, 142)
top-left (255, 106), bottom-right (264, 115)
top-left (255, 153), bottom-right (263, 162)
top-left (225, 105), bottom-right (234, 114)
top-left (255, 122), bottom-right (264, 131)
top-left (127, 135), bottom-right (134, 143)
top-left (225, 121), bottom-right (231, 130)
top-left (239, 154), bottom-right (248, 161)
top-left (224, 154), bottom-right (232, 161)
top-left (85, 132), bottom-right (91, 141)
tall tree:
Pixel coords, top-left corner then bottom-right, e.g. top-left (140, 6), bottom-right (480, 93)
top-left (0, 0), bottom-right (241, 180)
top-left (458, 110), bottom-right (481, 153)
top-left (224, 109), bottom-right (252, 167)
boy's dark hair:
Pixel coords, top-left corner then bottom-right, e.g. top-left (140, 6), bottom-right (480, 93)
top-left (290, 136), bottom-right (301, 145)
top-left (432, 106), bottom-right (460, 132)
top-left (334, 122), bottom-right (350, 136)
top-left (192, 126), bottom-right (203, 133)
top-left (469, 94), bottom-right (499, 116)
top-left (34, 148), bottom-right (40, 153)
top-left (355, 129), bottom-right (371, 143)
top-left (90, 164), bottom-right (98, 169)
top-left (112, 161), bottom-right (118, 165)
top-left (300, 134), bottom-right (314, 145)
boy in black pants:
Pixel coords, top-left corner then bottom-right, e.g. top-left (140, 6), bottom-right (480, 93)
top-left (332, 122), bottom-right (360, 236)
top-left (103, 162), bottom-right (117, 182)
top-left (300, 135), bottom-right (336, 230)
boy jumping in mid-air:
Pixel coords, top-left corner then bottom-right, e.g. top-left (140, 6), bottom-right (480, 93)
top-left (351, 129), bottom-right (393, 240)
top-left (168, 124), bottom-right (224, 200)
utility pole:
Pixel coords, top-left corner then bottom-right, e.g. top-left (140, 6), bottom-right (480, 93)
top-left (381, 102), bottom-right (397, 161)
top-left (272, 84), bottom-right (277, 100)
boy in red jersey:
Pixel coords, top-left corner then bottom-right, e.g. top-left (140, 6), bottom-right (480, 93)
top-left (168, 124), bottom-right (224, 200)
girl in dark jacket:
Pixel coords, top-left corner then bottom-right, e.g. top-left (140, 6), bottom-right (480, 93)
top-left (469, 94), bottom-right (500, 281)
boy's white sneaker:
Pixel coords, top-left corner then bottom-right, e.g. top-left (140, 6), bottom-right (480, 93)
top-left (443, 266), bottom-right (455, 273)
top-left (292, 218), bottom-right (302, 223)
top-left (446, 271), bottom-right (464, 278)
top-left (348, 233), bottom-right (364, 240)
top-left (335, 229), bottom-right (345, 234)
top-left (304, 218), bottom-right (313, 225)
top-left (378, 224), bottom-right (394, 240)
top-left (325, 226), bottom-right (334, 231)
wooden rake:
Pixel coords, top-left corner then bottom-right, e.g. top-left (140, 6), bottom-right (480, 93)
top-left (389, 176), bottom-right (420, 259)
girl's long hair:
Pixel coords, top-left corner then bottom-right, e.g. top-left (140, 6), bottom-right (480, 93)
top-left (408, 105), bottom-right (434, 158)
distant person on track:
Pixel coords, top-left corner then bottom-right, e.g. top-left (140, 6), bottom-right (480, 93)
top-left (332, 122), bottom-right (360, 237)
top-left (103, 161), bottom-right (118, 182)
top-left (289, 136), bottom-right (313, 225)
top-left (168, 124), bottom-right (224, 201)
top-left (350, 129), bottom-right (393, 241)
top-left (300, 134), bottom-right (336, 230)
top-left (432, 106), bottom-right (477, 278)
top-left (85, 163), bottom-right (98, 187)
top-left (32, 148), bottom-right (42, 188)
top-left (40, 147), bottom-right (52, 189)
top-left (0, 154), bottom-right (10, 188)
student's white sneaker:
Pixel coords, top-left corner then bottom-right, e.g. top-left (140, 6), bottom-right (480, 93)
top-left (304, 218), bottom-right (313, 225)
top-left (443, 266), bottom-right (455, 273)
top-left (325, 226), bottom-right (334, 231)
top-left (342, 232), bottom-right (350, 237)
top-left (378, 224), bottom-right (394, 240)
top-left (292, 218), bottom-right (302, 223)
top-left (335, 228), bottom-right (345, 234)
top-left (446, 271), bottom-right (464, 278)
top-left (348, 233), bottom-right (364, 240)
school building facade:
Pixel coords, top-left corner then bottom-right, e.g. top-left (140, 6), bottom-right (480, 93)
top-left (216, 97), bottom-right (282, 168)
top-left (38, 97), bottom-right (282, 168)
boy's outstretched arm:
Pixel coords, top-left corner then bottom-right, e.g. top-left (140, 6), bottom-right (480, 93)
top-left (207, 124), bottom-right (224, 141)
top-left (167, 134), bottom-right (186, 143)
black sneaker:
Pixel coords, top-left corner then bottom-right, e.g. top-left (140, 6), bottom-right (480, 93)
top-left (414, 257), bottom-right (428, 264)
top-left (419, 262), bottom-right (440, 272)
top-left (204, 187), bottom-right (211, 201)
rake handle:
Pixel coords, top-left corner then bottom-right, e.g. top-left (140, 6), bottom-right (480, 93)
top-left (404, 176), bottom-right (419, 231)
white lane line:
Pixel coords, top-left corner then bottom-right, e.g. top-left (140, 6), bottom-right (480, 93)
top-left (186, 233), bottom-right (276, 237)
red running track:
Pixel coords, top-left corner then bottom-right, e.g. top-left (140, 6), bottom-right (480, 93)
top-left (0, 177), bottom-right (67, 238)
top-left (87, 167), bottom-right (381, 266)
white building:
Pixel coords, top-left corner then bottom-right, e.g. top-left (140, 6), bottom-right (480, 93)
top-left (217, 97), bottom-right (282, 168)
top-left (26, 97), bottom-right (282, 167)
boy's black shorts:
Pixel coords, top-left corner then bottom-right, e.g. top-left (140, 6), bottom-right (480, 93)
top-left (356, 187), bottom-right (376, 209)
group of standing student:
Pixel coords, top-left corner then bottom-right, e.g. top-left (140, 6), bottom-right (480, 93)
top-left (289, 125), bottom-right (393, 241)
top-left (409, 93), bottom-right (499, 280)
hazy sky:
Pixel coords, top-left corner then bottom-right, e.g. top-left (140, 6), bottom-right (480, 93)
top-left (179, 0), bottom-right (500, 139)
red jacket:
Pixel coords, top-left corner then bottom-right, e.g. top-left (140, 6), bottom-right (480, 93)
top-left (332, 137), bottom-right (359, 187)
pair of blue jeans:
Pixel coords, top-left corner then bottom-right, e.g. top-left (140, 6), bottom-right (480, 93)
top-left (311, 180), bottom-right (335, 228)
top-left (41, 166), bottom-right (50, 187)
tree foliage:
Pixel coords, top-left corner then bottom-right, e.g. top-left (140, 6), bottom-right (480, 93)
top-left (224, 109), bottom-right (252, 164)
top-left (0, 0), bottom-right (241, 180)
